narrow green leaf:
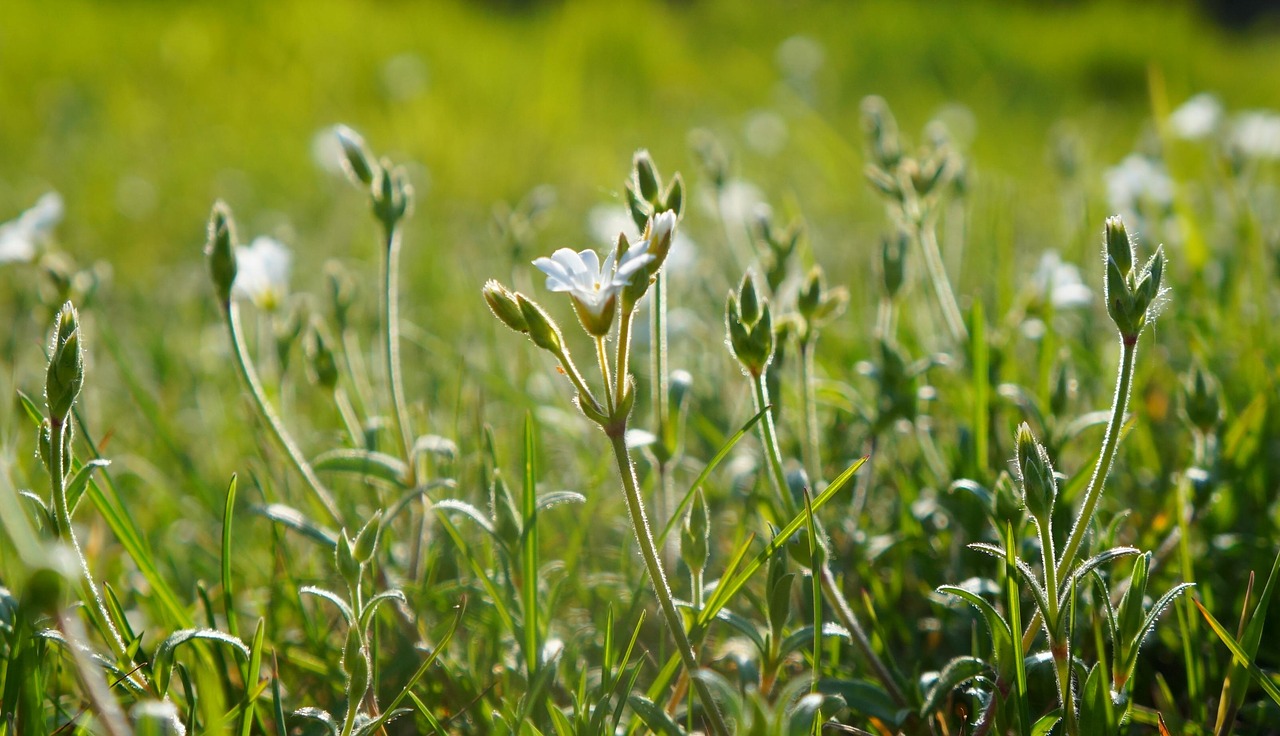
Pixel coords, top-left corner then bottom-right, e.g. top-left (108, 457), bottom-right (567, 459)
top-left (312, 448), bottom-right (409, 488)
top-left (522, 412), bottom-right (541, 682)
top-left (222, 474), bottom-right (240, 639)
top-left (240, 618), bottom-right (266, 736)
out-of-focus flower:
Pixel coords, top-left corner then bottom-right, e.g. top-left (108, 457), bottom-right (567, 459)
top-left (587, 204), bottom-right (696, 272)
top-left (232, 236), bottom-right (291, 311)
top-left (1169, 93), bottom-right (1223, 140)
top-left (1105, 154), bottom-right (1173, 220)
top-left (0, 192), bottom-right (64, 264)
top-left (1031, 250), bottom-right (1091, 309)
top-left (1230, 111), bottom-right (1280, 160)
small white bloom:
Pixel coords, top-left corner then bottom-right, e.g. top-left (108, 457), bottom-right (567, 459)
top-left (1031, 251), bottom-right (1091, 309)
top-left (0, 191), bottom-right (64, 264)
top-left (1169, 93), bottom-right (1223, 140)
top-left (533, 241), bottom-right (653, 317)
top-left (1231, 110), bottom-right (1280, 160)
top-left (232, 236), bottom-right (291, 311)
top-left (587, 205), bottom-right (695, 272)
top-left (1105, 154), bottom-right (1172, 220)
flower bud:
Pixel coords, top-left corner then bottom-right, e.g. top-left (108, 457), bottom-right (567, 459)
top-left (663, 174), bottom-right (685, 218)
top-left (1180, 362), bottom-right (1222, 433)
top-left (864, 165), bottom-right (903, 202)
top-left (882, 230), bottom-right (908, 298)
top-left (45, 302), bottom-right (84, 423)
top-left (1015, 422), bottom-right (1057, 522)
top-left (516, 294), bottom-right (563, 353)
top-left (37, 418), bottom-right (54, 479)
top-left (1105, 215), bottom-right (1134, 277)
top-left (680, 488), bottom-right (710, 577)
top-left (352, 510), bottom-right (382, 564)
top-left (798, 267), bottom-right (824, 320)
top-left (334, 125), bottom-right (377, 187)
top-left (632, 149), bottom-right (661, 205)
top-left (483, 280), bottom-right (529, 334)
top-left (206, 201), bottom-right (238, 307)
top-left (305, 323), bottom-right (340, 391)
top-left (646, 211), bottom-right (678, 269)
top-left (326, 262), bottom-right (356, 331)
top-left (343, 626), bottom-right (370, 704)
top-left (336, 531), bottom-right (360, 589)
top-left (1049, 359), bottom-right (1076, 417)
top-left (738, 272), bottom-right (761, 326)
top-left (860, 95), bottom-right (901, 169)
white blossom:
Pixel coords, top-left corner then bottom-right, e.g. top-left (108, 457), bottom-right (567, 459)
top-left (1231, 111), bottom-right (1280, 160)
top-left (533, 241), bottom-right (653, 317)
top-left (1105, 154), bottom-right (1172, 220)
top-left (232, 236), bottom-right (291, 311)
top-left (0, 192), bottom-right (63, 264)
top-left (1169, 93), bottom-right (1223, 140)
top-left (1031, 251), bottom-right (1091, 309)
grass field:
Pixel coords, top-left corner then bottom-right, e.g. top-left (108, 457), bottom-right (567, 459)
top-left (3, 1), bottom-right (1280, 733)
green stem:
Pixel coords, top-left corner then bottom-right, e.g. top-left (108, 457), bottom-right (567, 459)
top-left (608, 432), bottom-right (730, 736)
top-left (382, 223), bottom-right (415, 476)
top-left (552, 346), bottom-right (604, 418)
top-left (915, 217), bottom-right (968, 346)
top-left (226, 303), bottom-right (342, 525)
top-left (49, 418), bottom-right (131, 667)
top-left (1022, 335), bottom-right (1137, 652)
top-left (753, 373), bottom-right (907, 707)
top-left (596, 336), bottom-right (615, 415)
top-left (799, 339), bottom-right (822, 486)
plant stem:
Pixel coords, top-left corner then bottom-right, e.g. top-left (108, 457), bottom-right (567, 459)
top-left (226, 302), bottom-right (342, 526)
top-left (753, 373), bottom-right (907, 707)
top-left (382, 223), bottom-right (415, 477)
top-left (915, 217), bottom-right (968, 347)
top-left (50, 418), bottom-right (130, 667)
top-left (648, 272), bottom-right (676, 535)
top-left (607, 432), bottom-right (730, 736)
top-left (1022, 336), bottom-right (1137, 652)
top-left (596, 336), bottom-right (615, 415)
top-left (799, 339), bottom-right (822, 486)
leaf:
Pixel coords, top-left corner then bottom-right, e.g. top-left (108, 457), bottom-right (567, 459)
top-left (535, 490), bottom-right (586, 511)
top-left (627, 694), bottom-right (685, 736)
top-left (64, 458), bottom-right (111, 518)
top-left (1196, 598), bottom-right (1280, 708)
top-left (434, 499), bottom-right (497, 537)
top-left (778, 622), bottom-right (852, 660)
top-left (357, 597), bottom-right (466, 735)
top-left (921, 656), bottom-right (990, 719)
top-left (816, 679), bottom-right (907, 727)
top-left (154, 628), bottom-right (250, 696)
top-left (257, 503), bottom-right (338, 548)
top-left (1078, 662), bottom-right (1113, 735)
top-left (312, 448), bottom-right (409, 488)
top-left (299, 586), bottom-right (355, 625)
top-left (241, 618), bottom-right (267, 736)
top-left (936, 586), bottom-right (1013, 667)
top-left (1031, 711), bottom-right (1061, 736)
top-left (292, 707), bottom-right (338, 736)
top-left (359, 590), bottom-right (409, 632)
top-left (222, 474), bottom-right (240, 639)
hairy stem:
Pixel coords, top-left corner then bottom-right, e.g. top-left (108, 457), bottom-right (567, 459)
top-left (608, 432), bottom-right (730, 736)
top-left (1022, 336), bottom-right (1137, 652)
top-left (916, 217), bottom-right (968, 346)
top-left (382, 223), bottom-right (414, 476)
top-left (227, 302), bottom-right (342, 525)
top-left (799, 339), bottom-right (822, 486)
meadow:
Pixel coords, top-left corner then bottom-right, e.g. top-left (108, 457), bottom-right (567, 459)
top-left (3, 0), bottom-right (1280, 733)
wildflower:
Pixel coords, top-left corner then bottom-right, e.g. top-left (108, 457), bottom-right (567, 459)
top-left (0, 192), bottom-right (63, 265)
top-left (1230, 110), bottom-right (1280, 160)
top-left (1031, 250), bottom-right (1092, 309)
top-left (533, 241), bottom-right (653, 336)
top-left (232, 236), bottom-right (291, 312)
top-left (1104, 154), bottom-right (1172, 221)
top-left (1169, 93), bottom-right (1223, 140)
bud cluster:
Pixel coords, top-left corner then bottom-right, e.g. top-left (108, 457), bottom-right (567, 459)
top-left (335, 125), bottom-right (413, 233)
top-left (860, 95), bottom-right (957, 209)
top-left (796, 265), bottom-right (848, 343)
top-left (726, 273), bottom-right (775, 377)
top-left (1014, 422), bottom-right (1058, 523)
top-left (625, 150), bottom-right (684, 232)
top-left (1103, 216), bottom-right (1165, 343)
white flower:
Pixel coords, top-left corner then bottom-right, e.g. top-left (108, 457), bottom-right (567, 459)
top-left (1031, 251), bottom-right (1091, 309)
top-left (1169, 93), bottom-right (1223, 140)
top-left (587, 204), bottom-right (695, 272)
top-left (1105, 154), bottom-right (1172, 219)
top-left (0, 192), bottom-right (64, 264)
top-left (1231, 111), bottom-right (1280, 160)
top-left (232, 236), bottom-right (291, 311)
top-left (533, 241), bottom-right (653, 317)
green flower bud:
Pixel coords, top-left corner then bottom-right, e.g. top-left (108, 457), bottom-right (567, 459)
top-left (326, 261), bottom-right (356, 331)
top-left (305, 323), bottom-right (340, 391)
top-left (1105, 215), bottom-right (1134, 277)
top-left (334, 125), bottom-right (378, 187)
top-left (632, 149), bottom-right (661, 205)
top-left (681, 489), bottom-right (710, 577)
top-left (45, 302), bottom-right (84, 423)
top-left (206, 201), bottom-right (238, 307)
top-left (1015, 422), bottom-right (1057, 522)
top-left (645, 211), bottom-right (678, 270)
top-left (1180, 361), bottom-right (1222, 433)
top-left (343, 625), bottom-right (370, 704)
top-left (864, 165), bottom-right (903, 202)
top-left (483, 280), bottom-right (529, 334)
top-left (1112, 552), bottom-right (1151, 689)
top-left (624, 181), bottom-right (650, 232)
top-left (663, 173), bottom-right (685, 218)
top-left (860, 95), bottom-right (901, 169)
top-left (36, 418), bottom-right (54, 479)
top-left (336, 531), bottom-right (360, 589)
top-left (738, 272), bottom-right (761, 326)
top-left (882, 230), bottom-right (908, 298)
top-left (516, 294), bottom-right (563, 353)
top-left (1050, 359), bottom-right (1076, 417)
top-left (1105, 255), bottom-right (1137, 339)
top-left (352, 510), bottom-right (382, 564)
top-left (798, 267), bottom-right (824, 320)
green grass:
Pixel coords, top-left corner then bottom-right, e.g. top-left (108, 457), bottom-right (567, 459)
top-left (3, 0), bottom-right (1280, 733)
